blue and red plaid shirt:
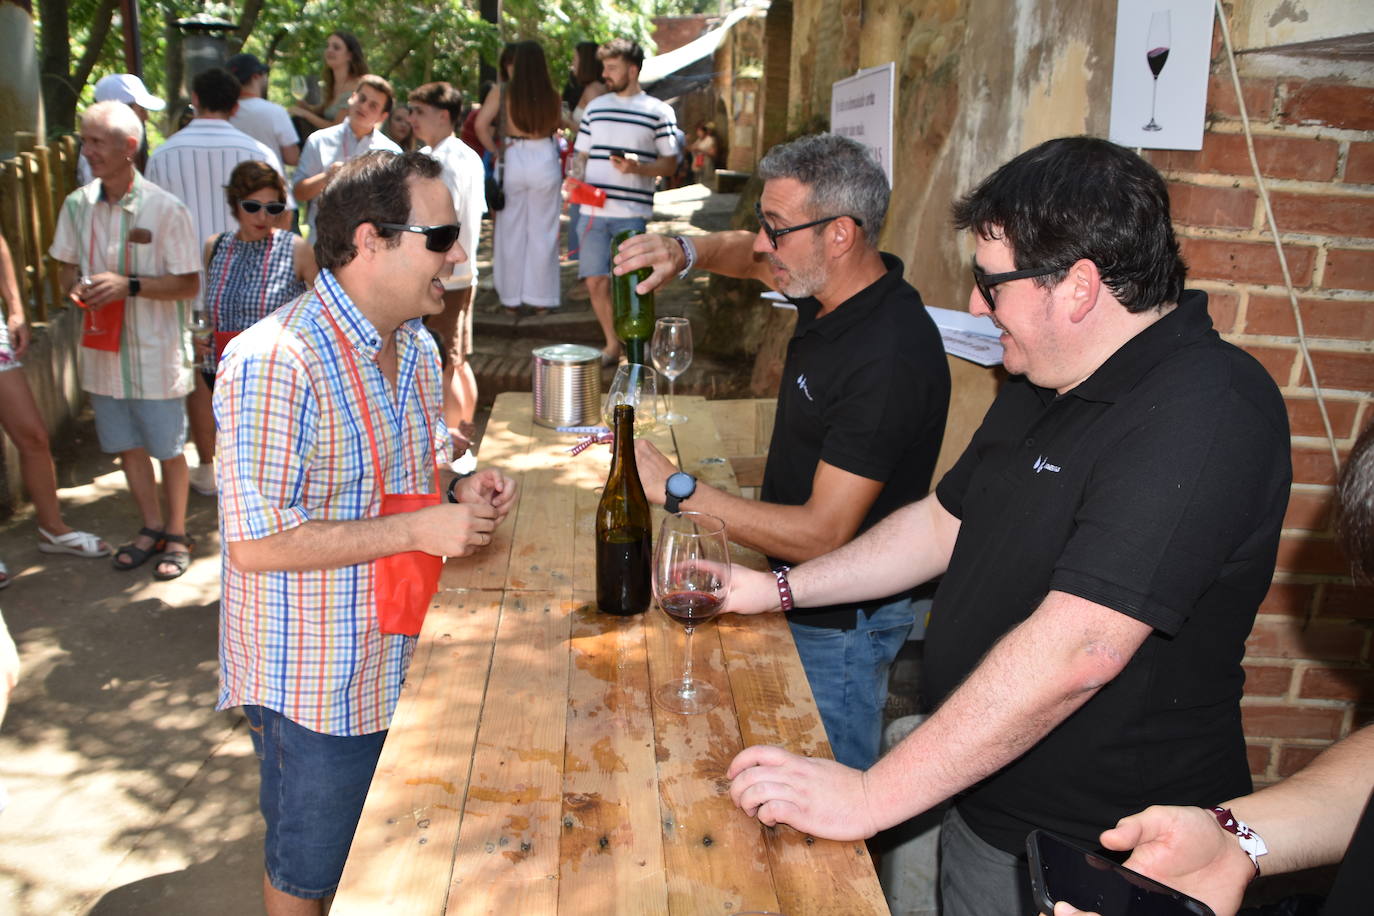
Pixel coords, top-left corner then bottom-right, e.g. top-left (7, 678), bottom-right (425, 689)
top-left (214, 269), bottom-right (449, 736)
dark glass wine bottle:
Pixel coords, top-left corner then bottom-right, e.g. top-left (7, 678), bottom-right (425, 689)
top-left (595, 404), bottom-right (652, 615)
top-left (611, 229), bottom-right (655, 365)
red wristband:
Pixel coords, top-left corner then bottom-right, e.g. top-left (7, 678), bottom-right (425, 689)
top-left (772, 566), bottom-right (794, 612)
top-left (1209, 806), bottom-right (1267, 875)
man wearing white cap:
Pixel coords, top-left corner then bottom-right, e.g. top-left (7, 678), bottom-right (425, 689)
top-left (77, 74), bottom-right (165, 184)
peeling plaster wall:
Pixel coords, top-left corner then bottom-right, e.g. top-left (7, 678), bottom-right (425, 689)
top-left (1232, 0), bottom-right (1374, 50)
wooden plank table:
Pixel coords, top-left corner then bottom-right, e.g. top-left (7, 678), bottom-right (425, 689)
top-left (333, 392), bottom-right (888, 915)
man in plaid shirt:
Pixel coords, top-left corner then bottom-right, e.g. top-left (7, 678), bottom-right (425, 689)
top-left (214, 150), bottom-right (515, 914)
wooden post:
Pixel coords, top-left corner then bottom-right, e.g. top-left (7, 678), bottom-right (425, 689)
top-left (0, 160), bottom-right (32, 317)
top-left (19, 154), bottom-right (44, 323)
top-left (32, 145), bottom-right (58, 319)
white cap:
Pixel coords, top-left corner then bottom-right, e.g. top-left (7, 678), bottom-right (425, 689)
top-left (93, 74), bottom-right (166, 112)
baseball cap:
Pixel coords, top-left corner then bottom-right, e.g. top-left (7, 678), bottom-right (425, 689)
top-left (226, 53), bottom-right (270, 84)
top-left (93, 74), bottom-right (166, 111)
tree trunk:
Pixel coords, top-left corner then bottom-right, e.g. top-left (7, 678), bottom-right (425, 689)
top-left (229, 0), bottom-right (264, 55)
top-left (161, 5), bottom-right (185, 136)
top-left (37, 0), bottom-right (73, 132)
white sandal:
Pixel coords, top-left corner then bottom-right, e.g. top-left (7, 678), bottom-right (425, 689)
top-left (37, 527), bottom-right (112, 558)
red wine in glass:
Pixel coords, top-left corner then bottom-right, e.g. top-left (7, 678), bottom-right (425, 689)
top-left (660, 589), bottom-right (725, 628)
top-left (1143, 11), bottom-right (1171, 132)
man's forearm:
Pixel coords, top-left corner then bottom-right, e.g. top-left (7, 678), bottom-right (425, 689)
top-left (692, 230), bottom-right (768, 282)
top-left (861, 591), bottom-right (1151, 832)
top-left (675, 484), bottom-right (854, 564)
top-left (1227, 724), bottom-right (1374, 874)
top-left (138, 272), bottom-right (200, 300)
top-left (790, 494), bottom-right (958, 608)
top-left (294, 171), bottom-right (329, 203)
top-left (228, 515), bottom-right (413, 573)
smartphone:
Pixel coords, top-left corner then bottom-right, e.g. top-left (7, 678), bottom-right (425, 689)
top-left (607, 147), bottom-right (626, 159)
top-left (1026, 829), bottom-right (1215, 916)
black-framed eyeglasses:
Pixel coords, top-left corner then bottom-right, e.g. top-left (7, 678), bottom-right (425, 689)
top-left (971, 261), bottom-right (1063, 311)
top-left (754, 201), bottom-right (863, 250)
top-left (373, 222), bottom-right (462, 252)
top-left (239, 200), bottom-right (287, 216)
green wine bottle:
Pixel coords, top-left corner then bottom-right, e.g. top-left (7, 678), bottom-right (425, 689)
top-left (612, 229), bottom-right (655, 365)
top-left (595, 404), bottom-right (652, 615)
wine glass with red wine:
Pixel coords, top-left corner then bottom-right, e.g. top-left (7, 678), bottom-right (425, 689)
top-left (1143, 10), bottom-right (1171, 132)
top-left (653, 512), bottom-right (731, 715)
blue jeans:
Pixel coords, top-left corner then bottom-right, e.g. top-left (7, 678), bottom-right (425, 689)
top-left (244, 705), bottom-right (388, 899)
top-left (788, 597), bottom-right (915, 770)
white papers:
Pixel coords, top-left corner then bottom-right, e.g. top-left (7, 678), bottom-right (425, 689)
top-left (925, 305), bottom-right (1004, 367)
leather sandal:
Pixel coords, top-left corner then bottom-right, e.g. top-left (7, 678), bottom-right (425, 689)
top-left (113, 528), bottom-right (166, 571)
top-left (153, 533), bottom-right (194, 581)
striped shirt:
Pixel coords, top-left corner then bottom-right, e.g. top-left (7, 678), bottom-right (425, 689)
top-left (214, 269), bottom-right (449, 735)
top-left (145, 119), bottom-right (288, 248)
top-left (204, 228), bottom-right (307, 332)
top-left (49, 173), bottom-right (199, 399)
top-left (574, 91), bottom-right (678, 218)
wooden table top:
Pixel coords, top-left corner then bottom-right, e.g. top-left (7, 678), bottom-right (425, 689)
top-left (332, 392), bottom-right (888, 915)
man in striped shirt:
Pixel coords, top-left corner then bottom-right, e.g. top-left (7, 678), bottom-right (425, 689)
top-left (569, 38), bottom-right (679, 362)
top-left (145, 66), bottom-right (288, 499)
top-left (214, 151), bottom-right (515, 915)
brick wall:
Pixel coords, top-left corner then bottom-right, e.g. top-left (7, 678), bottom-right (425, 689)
top-left (1148, 56), bottom-right (1374, 784)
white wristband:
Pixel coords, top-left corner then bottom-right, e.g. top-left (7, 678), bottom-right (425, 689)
top-left (674, 235), bottom-right (697, 279)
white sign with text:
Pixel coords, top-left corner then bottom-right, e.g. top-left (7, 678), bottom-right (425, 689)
top-left (830, 64), bottom-right (895, 186)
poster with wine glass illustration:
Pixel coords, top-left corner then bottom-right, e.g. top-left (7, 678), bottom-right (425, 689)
top-left (1108, 0), bottom-right (1214, 150)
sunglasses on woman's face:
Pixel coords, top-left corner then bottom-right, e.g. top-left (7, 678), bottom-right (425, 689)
top-left (373, 222), bottom-right (462, 252)
top-left (240, 200), bottom-right (287, 215)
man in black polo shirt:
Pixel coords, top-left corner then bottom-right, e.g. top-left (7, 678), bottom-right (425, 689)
top-left (614, 133), bottom-right (950, 771)
top-left (721, 136), bottom-right (1292, 916)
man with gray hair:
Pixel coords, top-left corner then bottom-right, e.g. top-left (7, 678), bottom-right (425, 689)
top-left (614, 132), bottom-right (950, 770)
top-left (50, 101), bottom-right (201, 579)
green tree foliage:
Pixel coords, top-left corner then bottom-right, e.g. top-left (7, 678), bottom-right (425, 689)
top-left (36, 0), bottom-right (670, 137)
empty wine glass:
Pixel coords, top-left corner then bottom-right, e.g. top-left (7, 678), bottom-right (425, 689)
top-left (1142, 11), bottom-right (1171, 132)
top-left (603, 362), bottom-right (659, 436)
top-left (290, 75), bottom-right (308, 103)
top-left (651, 317), bottom-right (693, 426)
top-left (653, 512), bottom-right (730, 715)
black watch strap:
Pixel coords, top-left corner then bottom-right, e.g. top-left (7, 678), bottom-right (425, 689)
top-left (128, 274), bottom-right (141, 296)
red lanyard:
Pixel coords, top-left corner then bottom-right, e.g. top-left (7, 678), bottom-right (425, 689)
top-left (87, 189), bottom-right (133, 281)
top-left (208, 231), bottom-right (276, 329)
top-left (318, 293), bottom-right (439, 497)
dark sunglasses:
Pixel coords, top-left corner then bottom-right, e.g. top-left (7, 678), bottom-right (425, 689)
top-left (373, 222), bottom-right (462, 252)
top-left (971, 261), bottom-right (1063, 311)
top-left (754, 201), bottom-right (863, 250)
top-left (239, 200), bottom-right (287, 215)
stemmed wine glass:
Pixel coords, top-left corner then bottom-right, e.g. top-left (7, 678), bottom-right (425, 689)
top-left (290, 75), bottom-right (309, 104)
top-left (604, 362), bottom-right (659, 436)
top-left (651, 317), bottom-right (693, 426)
top-left (1143, 10), bottom-right (1171, 132)
top-left (653, 512), bottom-right (730, 715)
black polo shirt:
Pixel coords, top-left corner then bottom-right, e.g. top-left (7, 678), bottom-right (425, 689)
top-left (762, 253), bottom-right (950, 629)
top-left (927, 290), bottom-right (1291, 855)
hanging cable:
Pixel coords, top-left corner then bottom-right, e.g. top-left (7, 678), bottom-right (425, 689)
top-left (1214, 0), bottom-right (1342, 469)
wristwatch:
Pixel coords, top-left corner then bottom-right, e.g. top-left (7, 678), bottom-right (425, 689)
top-left (664, 471), bottom-right (696, 513)
top-left (127, 275), bottom-right (141, 296)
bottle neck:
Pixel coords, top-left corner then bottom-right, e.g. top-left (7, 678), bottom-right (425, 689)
top-left (611, 405), bottom-right (637, 473)
top-left (624, 337), bottom-right (646, 366)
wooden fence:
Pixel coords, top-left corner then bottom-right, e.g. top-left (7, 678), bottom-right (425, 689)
top-left (1, 132), bottom-right (79, 324)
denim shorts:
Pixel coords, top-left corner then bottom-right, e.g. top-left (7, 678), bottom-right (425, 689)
top-left (576, 213), bottom-right (648, 279)
top-left (90, 393), bottom-right (187, 460)
top-left (243, 705), bottom-right (388, 899)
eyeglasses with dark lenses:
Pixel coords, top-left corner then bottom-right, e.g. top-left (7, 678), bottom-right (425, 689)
top-left (373, 222), bottom-right (462, 252)
top-left (971, 261), bottom-right (1063, 311)
top-left (754, 201), bottom-right (864, 250)
top-left (239, 200), bottom-right (287, 215)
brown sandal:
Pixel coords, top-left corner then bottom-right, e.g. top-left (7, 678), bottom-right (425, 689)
top-left (153, 533), bottom-right (194, 581)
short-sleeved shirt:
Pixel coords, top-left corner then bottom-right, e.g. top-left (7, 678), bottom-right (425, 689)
top-left (573, 91), bottom-right (678, 219)
top-left (214, 268), bottom-right (449, 736)
top-left (49, 172), bottom-right (199, 399)
top-left (145, 118), bottom-right (289, 248)
top-left (928, 291), bottom-right (1291, 855)
top-left (296, 122), bottom-right (402, 231)
top-left (762, 253), bottom-right (951, 629)
top-left (422, 136), bottom-right (486, 288)
top-left (230, 97), bottom-right (299, 161)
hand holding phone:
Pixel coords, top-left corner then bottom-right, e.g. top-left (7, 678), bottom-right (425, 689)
top-left (1027, 829), bottom-right (1215, 916)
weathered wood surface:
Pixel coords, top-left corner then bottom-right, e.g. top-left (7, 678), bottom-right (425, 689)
top-left (335, 393), bottom-right (888, 915)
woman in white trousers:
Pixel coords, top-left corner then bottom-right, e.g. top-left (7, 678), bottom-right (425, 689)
top-left (494, 137), bottom-right (562, 308)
